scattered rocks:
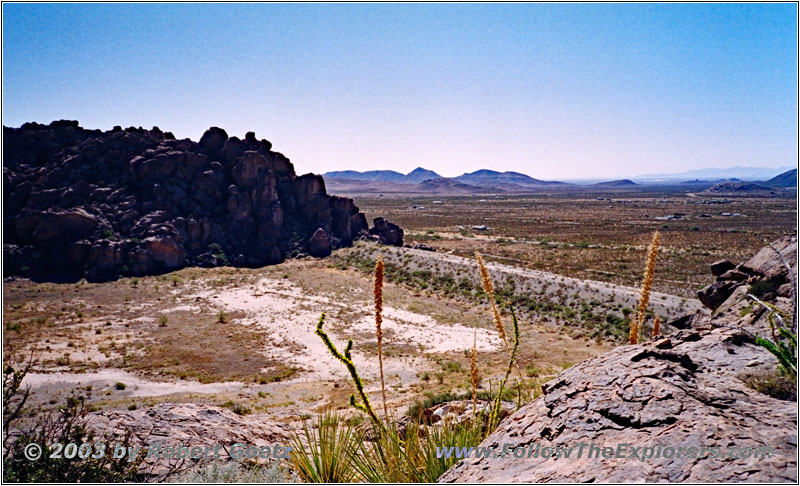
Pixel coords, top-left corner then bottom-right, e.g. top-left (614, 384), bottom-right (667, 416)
top-left (697, 235), bottom-right (796, 310)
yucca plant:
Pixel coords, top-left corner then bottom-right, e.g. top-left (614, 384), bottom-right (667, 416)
top-left (289, 411), bottom-right (360, 483)
top-left (748, 294), bottom-right (797, 379)
top-left (470, 329), bottom-right (479, 421)
top-left (349, 413), bottom-right (486, 483)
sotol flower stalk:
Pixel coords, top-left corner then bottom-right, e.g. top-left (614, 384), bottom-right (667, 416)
top-left (631, 231), bottom-right (660, 345)
top-left (374, 255), bottom-right (388, 420)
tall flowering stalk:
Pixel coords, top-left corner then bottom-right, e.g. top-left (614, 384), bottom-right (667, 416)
top-left (470, 329), bottom-right (478, 421)
top-left (475, 252), bottom-right (527, 391)
top-left (652, 315), bottom-right (661, 338)
top-left (374, 255), bottom-right (388, 420)
top-left (631, 231), bottom-right (660, 345)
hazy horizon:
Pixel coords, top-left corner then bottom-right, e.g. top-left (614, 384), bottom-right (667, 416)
top-left (3, 3), bottom-right (797, 179)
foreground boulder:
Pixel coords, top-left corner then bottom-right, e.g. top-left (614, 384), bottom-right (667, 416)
top-left (441, 236), bottom-right (797, 483)
top-left (2, 121), bottom-right (397, 281)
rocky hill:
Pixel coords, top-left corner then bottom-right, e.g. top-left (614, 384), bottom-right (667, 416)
top-left (441, 235), bottom-right (797, 483)
top-left (702, 181), bottom-right (778, 196)
top-left (2, 121), bottom-right (397, 282)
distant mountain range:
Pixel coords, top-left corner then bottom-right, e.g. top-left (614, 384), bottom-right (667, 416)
top-left (323, 167), bottom-right (570, 194)
top-left (634, 166), bottom-right (794, 182)
top-left (323, 166), bottom-right (797, 195)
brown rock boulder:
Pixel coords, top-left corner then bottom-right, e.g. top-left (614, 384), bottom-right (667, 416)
top-left (710, 259), bottom-right (736, 277)
top-left (197, 126), bottom-right (228, 153)
top-left (697, 280), bottom-right (743, 310)
top-left (309, 227), bottom-right (331, 258)
top-left (740, 237), bottom-right (797, 282)
top-left (142, 235), bottom-right (185, 269)
top-left (88, 403), bottom-right (292, 477)
top-left (369, 217), bottom-right (403, 246)
top-left (33, 208), bottom-right (97, 247)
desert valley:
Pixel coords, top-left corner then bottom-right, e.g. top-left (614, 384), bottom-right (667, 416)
top-left (2, 121), bottom-right (797, 482)
top-left (2, 3), bottom-right (798, 484)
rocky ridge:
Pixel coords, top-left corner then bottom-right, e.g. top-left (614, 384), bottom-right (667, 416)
top-left (3, 121), bottom-right (401, 281)
top-left (440, 235), bottom-right (797, 482)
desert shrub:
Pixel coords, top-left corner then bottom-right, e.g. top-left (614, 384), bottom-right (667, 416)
top-left (173, 460), bottom-right (293, 483)
top-left (3, 363), bottom-right (142, 482)
top-left (740, 369), bottom-right (797, 401)
top-left (747, 280), bottom-right (778, 298)
top-left (222, 400), bottom-right (251, 416)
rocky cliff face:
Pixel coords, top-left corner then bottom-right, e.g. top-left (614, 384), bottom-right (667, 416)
top-left (3, 120), bottom-right (376, 281)
top-left (441, 236), bottom-right (797, 483)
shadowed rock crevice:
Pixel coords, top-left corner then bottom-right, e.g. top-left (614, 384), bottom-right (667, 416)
top-left (3, 121), bottom-right (403, 282)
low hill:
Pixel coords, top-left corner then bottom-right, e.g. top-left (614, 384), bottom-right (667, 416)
top-left (593, 179), bottom-right (638, 188)
top-left (765, 168), bottom-right (797, 188)
top-left (323, 169), bottom-right (407, 183)
top-left (702, 182), bottom-right (777, 195)
top-left (454, 169), bottom-right (568, 188)
top-left (413, 178), bottom-right (498, 194)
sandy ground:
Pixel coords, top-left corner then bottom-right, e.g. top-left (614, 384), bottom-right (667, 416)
top-left (188, 277), bottom-right (503, 383)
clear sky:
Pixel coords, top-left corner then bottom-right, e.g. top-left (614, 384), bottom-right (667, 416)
top-left (2, 3), bottom-right (797, 179)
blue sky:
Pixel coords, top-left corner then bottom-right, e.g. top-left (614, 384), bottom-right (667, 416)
top-left (2, 3), bottom-right (797, 179)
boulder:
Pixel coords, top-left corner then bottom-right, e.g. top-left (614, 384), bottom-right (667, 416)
top-left (88, 403), bottom-right (292, 476)
top-left (440, 327), bottom-right (797, 483)
top-left (33, 208), bottom-right (97, 247)
top-left (697, 280), bottom-right (742, 310)
top-left (369, 217), bottom-right (404, 246)
top-left (308, 228), bottom-right (331, 258)
top-left (740, 237), bottom-right (797, 282)
top-left (143, 236), bottom-right (185, 269)
top-left (710, 259), bottom-right (736, 277)
top-left (197, 126), bottom-right (228, 154)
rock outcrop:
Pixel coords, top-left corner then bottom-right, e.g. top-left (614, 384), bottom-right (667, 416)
top-left (3, 121), bottom-right (402, 281)
top-left (440, 236), bottom-right (797, 483)
top-left (88, 403), bottom-right (293, 476)
top-left (698, 236), bottom-right (796, 310)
